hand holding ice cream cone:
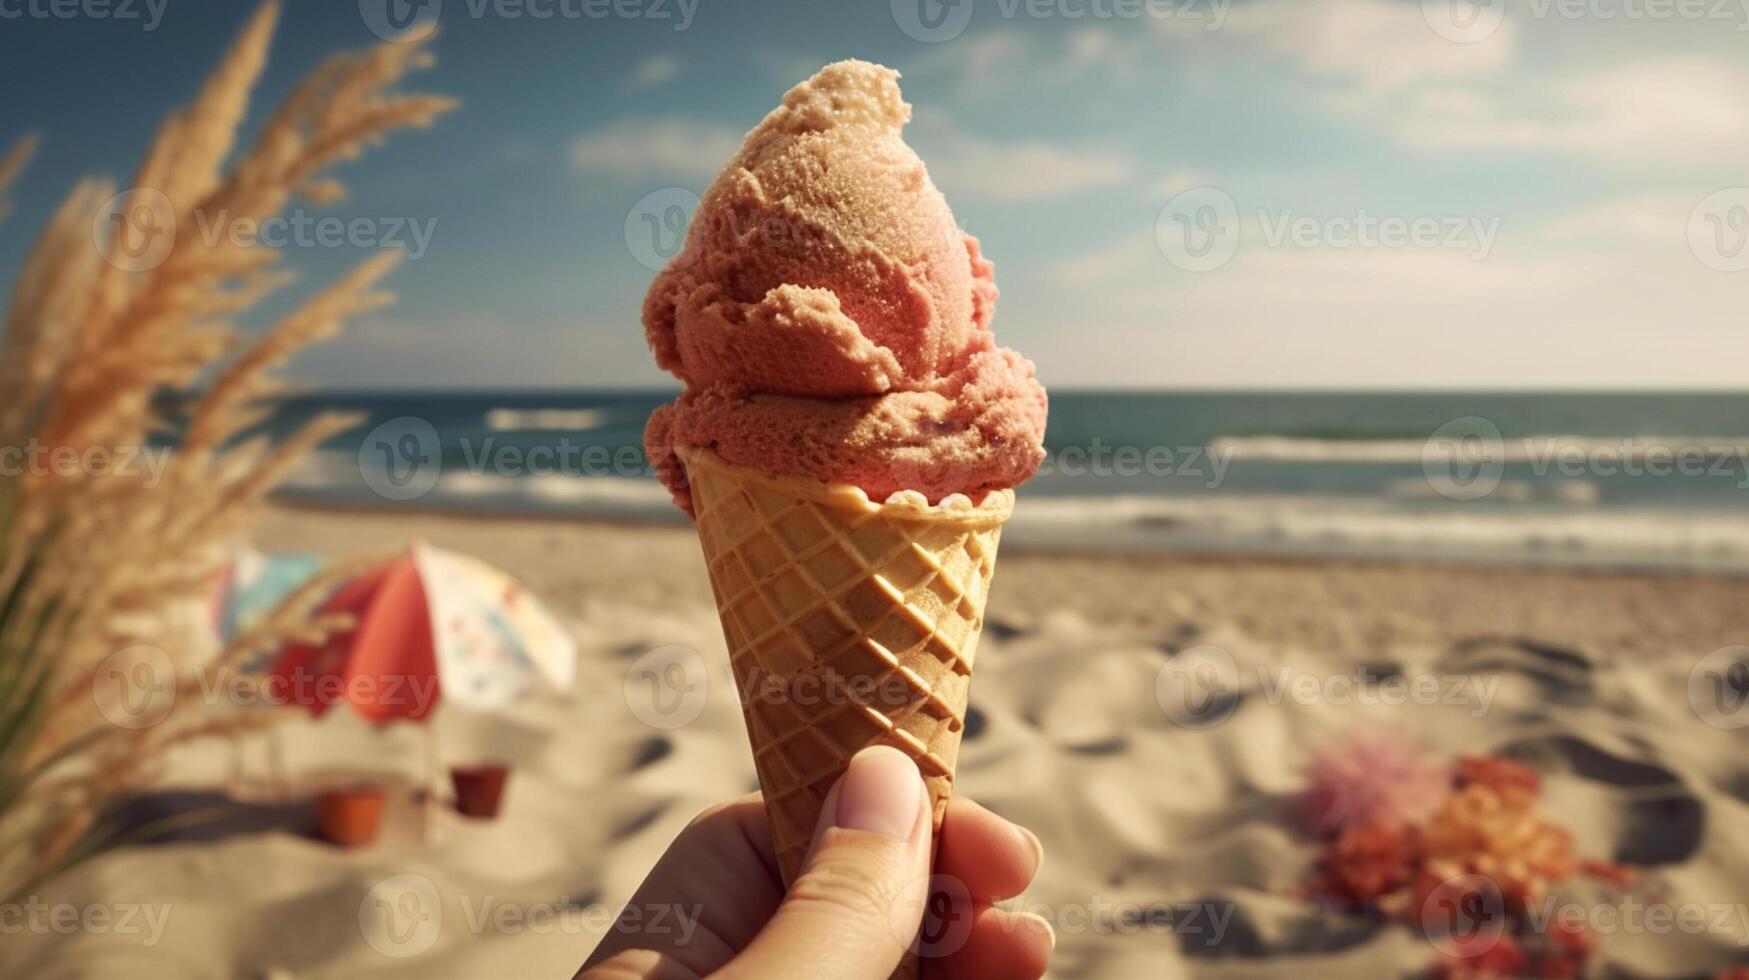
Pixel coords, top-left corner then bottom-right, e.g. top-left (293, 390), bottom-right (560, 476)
top-left (639, 60), bottom-right (1048, 976)
top-left (578, 747), bottom-right (1053, 980)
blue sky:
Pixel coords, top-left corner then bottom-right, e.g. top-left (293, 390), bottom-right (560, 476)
top-left (2, 0), bottom-right (1747, 389)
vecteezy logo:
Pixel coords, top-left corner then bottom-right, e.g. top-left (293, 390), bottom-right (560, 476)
top-left (92, 645), bottom-right (176, 729)
top-left (1156, 644), bottom-right (1241, 728)
top-left (1689, 645), bottom-right (1749, 730)
top-left (1687, 189), bottom-right (1749, 273)
top-left (359, 874), bottom-right (442, 958)
top-left (359, 0), bottom-right (442, 42)
top-left (624, 645), bottom-right (710, 730)
top-left (889, 873), bottom-right (974, 959)
top-left (891, 0), bottom-right (974, 42)
top-left (625, 188), bottom-right (700, 272)
top-left (359, 416), bottom-right (442, 501)
top-left (92, 187), bottom-right (176, 272)
top-left (1156, 187), bottom-right (1240, 273)
top-left (1421, 0), bottom-right (1507, 43)
top-left (1419, 874), bottom-right (1507, 958)
top-left (1422, 416), bottom-right (1506, 501)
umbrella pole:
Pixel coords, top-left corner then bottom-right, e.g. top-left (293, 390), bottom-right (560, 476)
top-left (272, 725), bottom-right (288, 800)
top-left (224, 735), bottom-right (243, 798)
top-left (423, 717), bottom-right (441, 844)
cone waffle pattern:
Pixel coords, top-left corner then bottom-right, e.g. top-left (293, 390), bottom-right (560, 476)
top-left (685, 449), bottom-right (1013, 887)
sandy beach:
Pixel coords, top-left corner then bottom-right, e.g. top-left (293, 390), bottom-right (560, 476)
top-left (7, 506), bottom-right (1747, 978)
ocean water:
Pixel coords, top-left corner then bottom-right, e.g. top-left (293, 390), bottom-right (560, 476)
top-left (266, 390), bottom-right (1749, 574)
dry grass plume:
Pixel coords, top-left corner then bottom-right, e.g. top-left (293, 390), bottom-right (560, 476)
top-left (0, 2), bottom-right (454, 902)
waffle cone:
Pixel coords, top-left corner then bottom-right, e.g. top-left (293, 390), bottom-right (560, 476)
top-left (682, 448), bottom-right (1013, 893)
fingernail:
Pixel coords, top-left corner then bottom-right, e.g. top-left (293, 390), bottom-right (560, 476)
top-left (1027, 912), bottom-right (1057, 950)
top-left (1019, 825), bottom-right (1045, 872)
top-left (834, 746), bottom-right (923, 840)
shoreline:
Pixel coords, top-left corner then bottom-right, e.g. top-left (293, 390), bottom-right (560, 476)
top-left (269, 495), bottom-right (1749, 581)
top-left (256, 504), bottom-right (1749, 660)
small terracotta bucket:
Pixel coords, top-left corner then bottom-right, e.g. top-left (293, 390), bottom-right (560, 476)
top-left (450, 763), bottom-right (511, 819)
top-left (316, 785), bottom-right (387, 847)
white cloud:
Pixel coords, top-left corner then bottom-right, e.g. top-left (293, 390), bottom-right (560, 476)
top-left (1176, 0), bottom-right (1746, 168)
top-left (1153, 170), bottom-right (1213, 199)
top-left (1060, 222), bottom-right (1555, 300)
top-left (1054, 229), bottom-right (1155, 286)
top-left (752, 49), bottom-right (836, 89)
top-left (1533, 195), bottom-right (1698, 246)
top-left (928, 134), bottom-right (1132, 202)
top-left (573, 109), bottom-right (1132, 204)
top-left (913, 112), bottom-right (1132, 203)
top-left (906, 29), bottom-right (1031, 97)
top-left (1197, 0), bottom-right (1515, 90)
top-left (1062, 30), bottom-right (1117, 78)
top-left (294, 313), bottom-right (671, 389)
top-left (1055, 28), bottom-right (1161, 82)
top-left (908, 26), bottom-right (1155, 92)
top-left (627, 54), bottom-right (681, 89)
top-left (1040, 206), bottom-right (1749, 387)
top-left (1396, 59), bottom-right (1749, 164)
top-left (570, 119), bottom-right (742, 180)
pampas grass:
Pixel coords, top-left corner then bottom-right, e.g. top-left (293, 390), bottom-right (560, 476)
top-left (0, 134), bottom-right (36, 221)
top-left (0, 2), bottom-right (453, 903)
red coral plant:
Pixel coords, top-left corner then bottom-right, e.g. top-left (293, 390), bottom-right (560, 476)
top-left (1301, 744), bottom-right (1638, 979)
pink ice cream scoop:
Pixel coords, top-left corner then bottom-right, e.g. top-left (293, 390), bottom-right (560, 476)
top-left (643, 60), bottom-right (1048, 515)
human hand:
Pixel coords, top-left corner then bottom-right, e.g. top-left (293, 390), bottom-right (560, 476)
top-left (578, 746), bottom-right (1053, 979)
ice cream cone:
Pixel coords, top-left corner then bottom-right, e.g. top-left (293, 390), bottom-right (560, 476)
top-left (682, 447), bottom-right (1012, 891)
top-left (640, 62), bottom-right (1045, 978)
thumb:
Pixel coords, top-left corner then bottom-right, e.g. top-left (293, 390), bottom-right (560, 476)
top-left (719, 746), bottom-right (933, 980)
